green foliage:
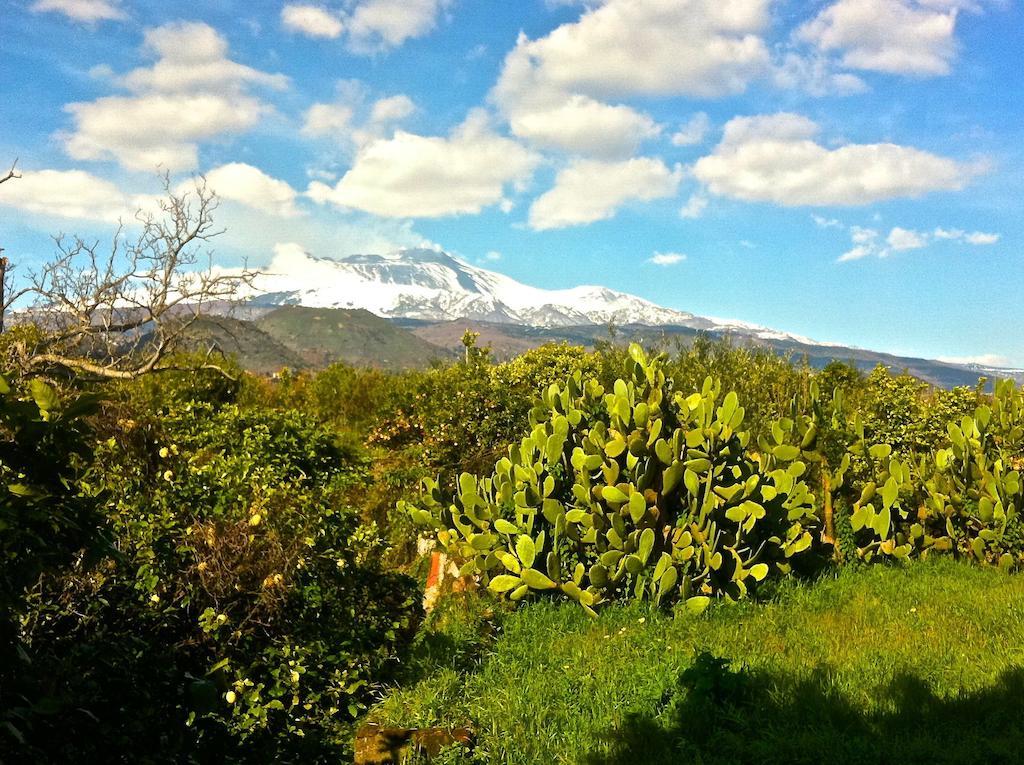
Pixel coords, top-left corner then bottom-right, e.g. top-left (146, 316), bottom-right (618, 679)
top-left (0, 378), bottom-right (101, 624)
top-left (15, 400), bottom-right (421, 761)
top-left (405, 344), bottom-right (821, 612)
top-left (0, 377), bottom-right (104, 748)
top-left (831, 379), bottom-right (1024, 565)
top-left (373, 560), bottom-right (1024, 765)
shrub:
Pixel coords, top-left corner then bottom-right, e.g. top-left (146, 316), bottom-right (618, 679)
top-left (404, 344), bottom-right (821, 613)
top-left (16, 401), bottom-right (422, 761)
top-left (832, 379), bottom-right (1024, 565)
top-left (0, 377), bottom-right (103, 750)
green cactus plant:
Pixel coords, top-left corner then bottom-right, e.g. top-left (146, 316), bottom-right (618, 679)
top-left (402, 343), bottom-right (822, 613)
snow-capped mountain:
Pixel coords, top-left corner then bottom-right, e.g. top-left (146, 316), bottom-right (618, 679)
top-left (246, 245), bottom-right (817, 343)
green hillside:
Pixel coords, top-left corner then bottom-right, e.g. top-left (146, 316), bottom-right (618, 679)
top-left (254, 306), bottom-right (453, 370)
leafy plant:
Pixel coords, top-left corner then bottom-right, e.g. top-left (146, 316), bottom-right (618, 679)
top-left (404, 344), bottom-right (821, 613)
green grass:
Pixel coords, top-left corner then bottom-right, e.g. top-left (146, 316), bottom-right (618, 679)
top-left (374, 560), bottom-right (1024, 764)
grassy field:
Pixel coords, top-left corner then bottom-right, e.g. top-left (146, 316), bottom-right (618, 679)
top-left (374, 559), bottom-right (1024, 764)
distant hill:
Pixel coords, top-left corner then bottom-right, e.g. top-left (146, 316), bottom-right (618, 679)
top-left (399, 318), bottom-right (1022, 389)
top-left (178, 315), bottom-right (308, 375)
top-left (253, 306), bottom-right (453, 370)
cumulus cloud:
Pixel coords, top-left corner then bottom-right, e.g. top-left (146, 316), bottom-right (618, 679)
top-left (280, 0), bottom-right (450, 51)
top-left (204, 163), bottom-right (301, 217)
top-left (528, 157), bottom-right (682, 231)
top-left (648, 251), bottom-right (687, 265)
top-left (65, 93), bottom-right (269, 171)
top-left (492, 0), bottom-right (770, 157)
top-left (120, 23), bottom-right (288, 94)
top-left (302, 83), bottom-right (417, 148)
top-left (0, 168), bottom-right (135, 221)
top-left (281, 5), bottom-right (344, 39)
top-left (964, 231), bottom-right (1000, 245)
top-left (886, 226), bottom-right (928, 251)
top-left (771, 52), bottom-right (868, 96)
top-left (62, 22), bottom-right (286, 171)
top-left (347, 0), bottom-right (453, 53)
top-left (693, 113), bottom-right (973, 206)
top-left (831, 220), bottom-right (1001, 261)
top-left (506, 96), bottom-right (661, 159)
top-left (31, 0), bottom-right (125, 23)
top-left (680, 193), bottom-right (709, 219)
top-left (671, 113), bottom-right (711, 147)
top-left (797, 0), bottom-right (981, 76)
top-left (306, 110), bottom-right (540, 218)
top-left (302, 102), bottom-right (355, 137)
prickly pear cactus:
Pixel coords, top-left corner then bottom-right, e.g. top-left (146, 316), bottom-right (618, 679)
top-left (402, 344), bottom-right (821, 613)
top-left (837, 379), bottom-right (1024, 566)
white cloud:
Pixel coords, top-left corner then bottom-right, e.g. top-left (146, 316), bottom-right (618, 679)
top-left (964, 231), bottom-right (1000, 245)
top-left (937, 353), bottom-right (1012, 367)
top-left (65, 93), bottom-right (268, 171)
top-left (528, 157), bottom-right (682, 231)
top-left (347, 0), bottom-right (453, 53)
top-left (832, 220), bottom-right (1001, 262)
top-left (483, 250), bottom-right (502, 261)
top-left (302, 102), bottom-right (355, 137)
top-left (0, 168), bottom-right (134, 222)
top-left (771, 52), bottom-right (868, 96)
top-left (62, 22), bottom-right (286, 171)
top-left (797, 0), bottom-right (976, 76)
top-left (507, 95), bottom-right (661, 159)
top-left (812, 214), bottom-right (843, 228)
top-left (649, 251), bottom-right (687, 266)
top-left (492, 0), bottom-right (770, 157)
top-left (671, 113), bottom-right (711, 147)
top-left (31, 0), bottom-right (125, 23)
top-left (303, 85), bottom-right (417, 149)
top-left (680, 193), bottom-right (708, 219)
top-left (204, 163), bottom-right (301, 217)
top-left (370, 94), bottom-right (416, 124)
top-left (693, 113), bottom-right (973, 206)
top-left (281, 5), bottom-right (344, 39)
top-left (306, 110), bottom-right (540, 218)
top-left (886, 226), bottom-right (928, 251)
top-left (495, 1), bottom-right (771, 103)
top-left (932, 227), bottom-right (999, 244)
top-left (121, 22), bottom-right (288, 94)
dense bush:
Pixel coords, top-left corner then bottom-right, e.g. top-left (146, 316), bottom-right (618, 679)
top-left (372, 343), bottom-right (600, 478)
top-left (0, 378), bottom-right (103, 750)
top-left (833, 378), bottom-right (1024, 564)
top-left (13, 399), bottom-right (421, 761)
top-left (405, 344), bottom-right (822, 613)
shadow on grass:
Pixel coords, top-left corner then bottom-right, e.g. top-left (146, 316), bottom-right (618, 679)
top-left (587, 652), bottom-right (1024, 765)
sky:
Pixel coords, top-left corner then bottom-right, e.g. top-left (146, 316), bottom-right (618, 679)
top-left (1, 0), bottom-right (1022, 366)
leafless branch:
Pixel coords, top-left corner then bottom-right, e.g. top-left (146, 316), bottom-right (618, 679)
top-left (8, 174), bottom-right (258, 380)
top-left (0, 159), bottom-right (19, 186)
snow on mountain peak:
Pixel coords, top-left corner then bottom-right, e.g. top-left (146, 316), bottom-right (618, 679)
top-left (246, 245), bottom-right (814, 342)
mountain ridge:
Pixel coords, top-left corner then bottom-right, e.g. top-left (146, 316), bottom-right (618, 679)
top-left (235, 246), bottom-right (1022, 385)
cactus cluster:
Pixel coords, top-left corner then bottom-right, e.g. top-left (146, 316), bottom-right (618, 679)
top-left (402, 344), bottom-right (821, 612)
top-left (834, 379), bottom-right (1024, 565)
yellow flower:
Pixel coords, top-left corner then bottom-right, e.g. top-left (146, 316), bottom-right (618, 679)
top-left (249, 513), bottom-right (262, 527)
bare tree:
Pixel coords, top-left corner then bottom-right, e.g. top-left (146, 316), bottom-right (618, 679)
top-left (0, 159), bottom-right (22, 333)
top-left (6, 174), bottom-right (257, 380)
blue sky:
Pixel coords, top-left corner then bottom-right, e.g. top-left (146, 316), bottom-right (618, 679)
top-left (1, 0), bottom-right (1022, 365)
